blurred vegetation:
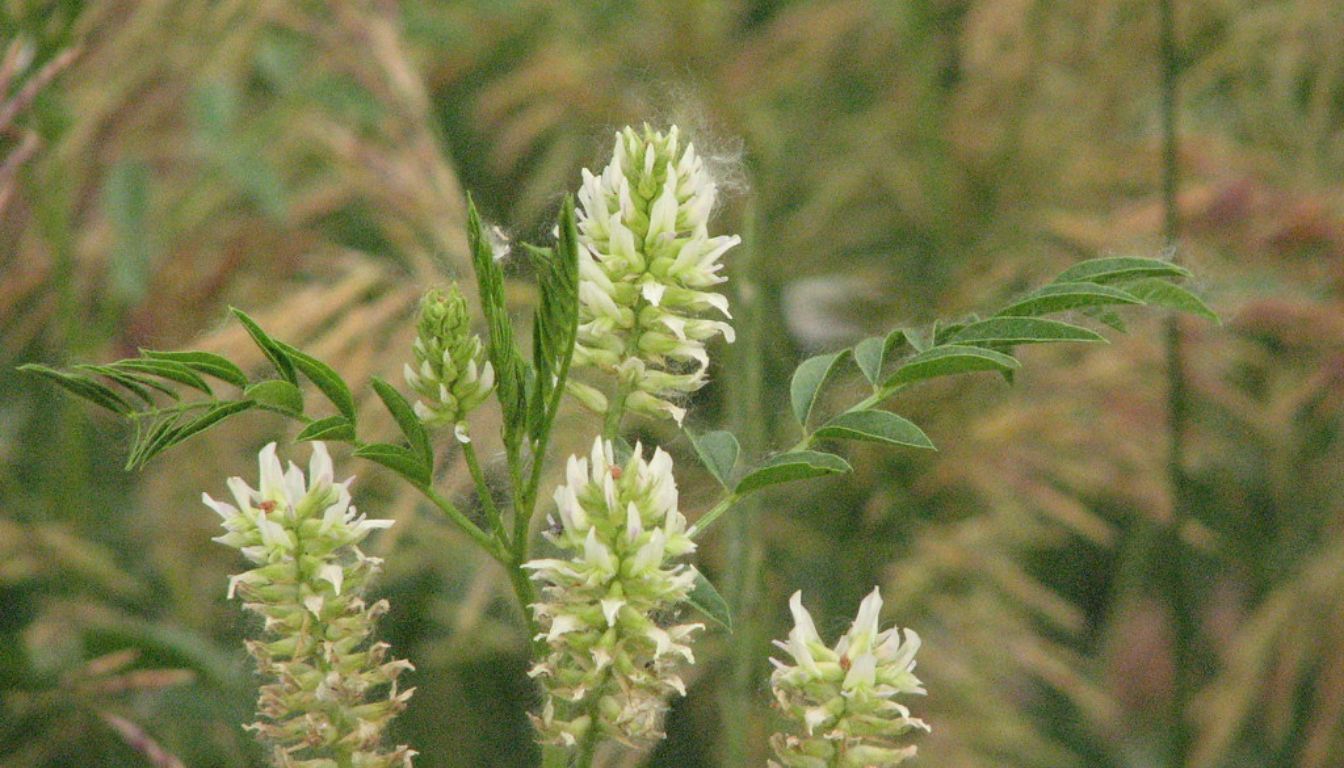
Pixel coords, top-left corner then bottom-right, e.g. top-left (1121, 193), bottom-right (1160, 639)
top-left (2, 1), bottom-right (1342, 767)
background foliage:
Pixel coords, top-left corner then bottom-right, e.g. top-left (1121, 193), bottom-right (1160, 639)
top-left (3, 1), bottom-right (1342, 767)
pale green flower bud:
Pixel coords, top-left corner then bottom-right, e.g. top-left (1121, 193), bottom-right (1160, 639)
top-left (769, 588), bottom-right (928, 768)
top-left (404, 286), bottom-right (495, 438)
top-left (572, 124), bottom-right (740, 424)
top-left (523, 438), bottom-right (702, 747)
top-left (204, 443), bottom-right (416, 768)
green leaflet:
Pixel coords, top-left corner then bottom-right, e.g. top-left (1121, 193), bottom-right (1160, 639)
top-left (689, 429), bottom-right (740, 488)
top-left (814, 410), bottom-right (935, 450)
top-left (883, 345), bottom-right (1020, 388)
top-left (736, 450), bottom-right (852, 495)
top-left (790, 351), bottom-right (850, 427)
top-left (686, 567), bottom-right (733, 631)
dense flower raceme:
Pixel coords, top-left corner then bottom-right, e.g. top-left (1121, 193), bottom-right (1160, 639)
top-left (524, 438), bottom-right (702, 747)
top-left (769, 589), bottom-right (929, 768)
top-left (403, 285), bottom-right (495, 438)
top-left (204, 442), bottom-right (415, 768)
top-left (569, 124), bottom-right (740, 424)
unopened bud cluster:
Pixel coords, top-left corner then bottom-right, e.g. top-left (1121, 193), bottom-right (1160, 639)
top-left (569, 124), bottom-right (739, 424)
top-left (404, 286), bottom-right (495, 437)
top-left (205, 443), bottom-right (415, 768)
top-left (524, 438), bottom-right (701, 747)
top-left (769, 588), bottom-right (928, 768)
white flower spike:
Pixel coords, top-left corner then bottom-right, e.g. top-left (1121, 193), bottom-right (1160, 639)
top-left (206, 442), bottom-right (414, 768)
top-left (570, 125), bottom-right (740, 424)
top-left (769, 588), bottom-right (928, 768)
top-left (524, 438), bottom-right (701, 747)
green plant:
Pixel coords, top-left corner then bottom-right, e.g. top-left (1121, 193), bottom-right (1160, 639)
top-left (22, 123), bottom-right (1213, 767)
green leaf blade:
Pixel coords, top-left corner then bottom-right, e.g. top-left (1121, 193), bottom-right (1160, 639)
top-left (815, 409), bottom-right (935, 450)
top-left (277, 343), bottom-right (356, 422)
top-left (853, 336), bottom-right (886, 386)
top-left (950, 317), bottom-right (1106, 346)
top-left (230, 308), bottom-right (297, 384)
top-left (371, 377), bottom-right (432, 464)
top-left (996, 282), bottom-right (1143, 318)
top-left (736, 450), bottom-right (852, 495)
top-left (1121, 277), bottom-right (1219, 323)
top-left (686, 567), bottom-right (732, 631)
top-left (1053, 256), bottom-right (1189, 285)
top-left (689, 430), bottom-right (740, 488)
top-left (789, 351), bottom-right (850, 427)
top-left (18, 365), bottom-right (133, 414)
top-left (243, 379), bottom-right (304, 416)
top-left (883, 345), bottom-right (1020, 388)
top-left (352, 443), bottom-right (431, 488)
top-left (141, 350), bottom-right (248, 388)
top-left (296, 415), bottom-right (356, 443)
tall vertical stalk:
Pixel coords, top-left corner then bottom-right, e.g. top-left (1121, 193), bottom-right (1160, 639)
top-left (1159, 1), bottom-right (1195, 765)
top-left (721, 198), bottom-right (767, 766)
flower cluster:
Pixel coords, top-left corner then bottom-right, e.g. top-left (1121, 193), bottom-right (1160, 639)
top-left (569, 124), bottom-right (740, 424)
top-left (524, 438), bottom-right (701, 747)
top-left (403, 286), bottom-right (495, 439)
top-left (769, 588), bottom-right (928, 768)
top-left (205, 443), bottom-right (415, 768)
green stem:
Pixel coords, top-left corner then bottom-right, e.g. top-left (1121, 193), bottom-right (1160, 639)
top-left (721, 198), bottom-right (767, 767)
top-left (461, 436), bottom-right (507, 546)
top-left (418, 484), bottom-right (509, 563)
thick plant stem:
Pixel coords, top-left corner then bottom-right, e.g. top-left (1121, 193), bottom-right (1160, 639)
top-left (1159, 0), bottom-right (1195, 765)
top-left (721, 200), bottom-right (767, 766)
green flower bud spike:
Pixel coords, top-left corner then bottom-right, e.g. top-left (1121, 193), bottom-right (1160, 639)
top-left (769, 588), bottom-right (929, 768)
top-left (205, 442), bottom-right (416, 768)
top-left (404, 286), bottom-right (495, 441)
top-left (523, 438), bottom-right (702, 748)
top-left (572, 124), bottom-right (740, 425)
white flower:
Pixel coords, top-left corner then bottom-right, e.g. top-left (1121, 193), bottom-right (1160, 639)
top-left (206, 442), bottom-right (413, 768)
top-left (769, 588), bottom-right (928, 768)
top-left (524, 438), bottom-right (701, 746)
top-left (570, 125), bottom-right (740, 424)
top-left (403, 286), bottom-right (495, 431)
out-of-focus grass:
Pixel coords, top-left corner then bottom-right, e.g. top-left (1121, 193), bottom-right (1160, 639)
top-left (2, 1), bottom-right (1343, 767)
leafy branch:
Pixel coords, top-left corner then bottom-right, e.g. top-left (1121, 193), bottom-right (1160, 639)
top-left (687, 255), bottom-right (1217, 536)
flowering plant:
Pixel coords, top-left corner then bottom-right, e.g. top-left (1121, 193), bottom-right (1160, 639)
top-left (24, 123), bottom-right (1214, 766)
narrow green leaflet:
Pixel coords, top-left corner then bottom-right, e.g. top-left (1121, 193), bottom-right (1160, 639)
top-left (689, 430), bottom-right (740, 488)
top-left (352, 443), bottom-right (431, 488)
top-left (853, 336), bottom-right (886, 387)
top-left (996, 282), bottom-right (1142, 318)
top-left (883, 345), bottom-right (1020, 388)
top-left (74, 364), bottom-right (162, 406)
top-left (527, 196), bottom-right (581, 441)
top-left (736, 450), bottom-right (852, 495)
top-left (111, 359), bottom-right (212, 394)
top-left (243, 379), bottom-right (303, 416)
top-left (467, 196), bottom-right (528, 445)
top-left (276, 342), bottom-right (356, 422)
top-left (1121, 277), bottom-right (1219, 322)
top-left (141, 350), bottom-right (248, 388)
top-left (950, 317), bottom-right (1106, 346)
top-left (686, 566), bottom-right (733, 631)
top-left (18, 365), bottom-right (132, 414)
top-left (296, 416), bottom-right (356, 443)
top-left (370, 377), bottom-right (432, 464)
top-left (814, 409), bottom-right (935, 450)
top-left (125, 400), bottom-right (257, 469)
top-left (790, 351), bottom-right (850, 427)
top-left (230, 307), bottom-right (297, 384)
top-left (1053, 256), bottom-right (1189, 285)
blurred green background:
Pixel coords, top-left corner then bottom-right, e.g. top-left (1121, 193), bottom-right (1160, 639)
top-left (2, 1), bottom-right (1343, 767)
